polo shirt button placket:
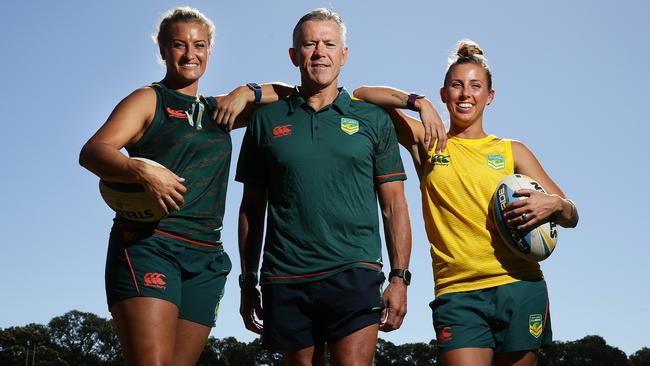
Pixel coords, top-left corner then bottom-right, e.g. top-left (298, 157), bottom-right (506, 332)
top-left (311, 114), bottom-right (319, 140)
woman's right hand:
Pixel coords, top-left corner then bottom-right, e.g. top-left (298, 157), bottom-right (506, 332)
top-left (415, 98), bottom-right (447, 153)
top-left (131, 159), bottom-right (187, 214)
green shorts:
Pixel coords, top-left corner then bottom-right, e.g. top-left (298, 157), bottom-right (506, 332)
top-left (105, 226), bottom-right (231, 327)
top-left (430, 279), bottom-right (552, 353)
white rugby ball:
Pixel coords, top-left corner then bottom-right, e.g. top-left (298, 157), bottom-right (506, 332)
top-left (99, 157), bottom-right (166, 222)
top-left (492, 174), bottom-right (558, 262)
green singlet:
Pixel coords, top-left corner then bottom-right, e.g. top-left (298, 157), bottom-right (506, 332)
top-left (119, 83), bottom-right (232, 244)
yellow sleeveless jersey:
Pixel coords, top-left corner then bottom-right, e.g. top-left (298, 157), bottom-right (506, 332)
top-left (421, 135), bottom-right (542, 296)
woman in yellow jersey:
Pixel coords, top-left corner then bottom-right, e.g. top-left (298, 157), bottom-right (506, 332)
top-left (354, 39), bottom-right (579, 366)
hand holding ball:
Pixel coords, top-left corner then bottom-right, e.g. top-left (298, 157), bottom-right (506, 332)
top-left (492, 174), bottom-right (558, 262)
top-left (99, 157), bottom-right (168, 222)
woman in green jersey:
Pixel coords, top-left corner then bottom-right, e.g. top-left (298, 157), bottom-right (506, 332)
top-left (79, 7), bottom-right (248, 365)
top-left (354, 39), bottom-right (579, 366)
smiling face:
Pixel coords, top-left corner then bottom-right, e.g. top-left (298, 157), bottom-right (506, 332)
top-left (289, 20), bottom-right (348, 92)
top-left (441, 63), bottom-right (495, 129)
top-left (160, 21), bottom-right (211, 87)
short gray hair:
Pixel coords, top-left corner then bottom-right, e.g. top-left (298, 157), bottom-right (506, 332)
top-left (292, 8), bottom-right (347, 48)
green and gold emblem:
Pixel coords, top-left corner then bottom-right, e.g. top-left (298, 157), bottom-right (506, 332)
top-left (487, 154), bottom-right (505, 170)
top-left (529, 314), bottom-right (543, 338)
top-left (341, 118), bottom-right (359, 135)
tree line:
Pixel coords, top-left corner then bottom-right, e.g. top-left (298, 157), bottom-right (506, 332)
top-left (1, 310), bottom-right (648, 365)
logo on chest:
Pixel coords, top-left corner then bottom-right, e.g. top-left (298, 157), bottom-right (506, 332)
top-left (487, 154), bottom-right (505, 171)
top-left (273, 124), bottom-right (293, 138)
top-left (431, 154), bottom-right (451, 166)
top-left (340, 118), bottom-right (359, 135)
top-left (166, 107), bottom-right (187, 119)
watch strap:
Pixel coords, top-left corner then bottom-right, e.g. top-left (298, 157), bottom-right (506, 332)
top-left (388, 268), bottom-right (411, 286)
top-left (238, 271), bottom-right (259, 288)
top-left (406, 93), bottom-right (425, 111)
top-left (247, 83), bottom-right (262, 104)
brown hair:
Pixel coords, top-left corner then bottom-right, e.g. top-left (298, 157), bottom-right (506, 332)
top-left (444, 39), bottom-right (492, 89)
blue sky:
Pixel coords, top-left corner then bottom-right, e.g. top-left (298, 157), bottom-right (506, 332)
top-left (1, 0), bottom-right (648, 356)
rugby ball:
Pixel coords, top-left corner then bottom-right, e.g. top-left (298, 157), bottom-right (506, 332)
top-left (99, 157), bottom-right (166, 222)
top-left (492, 174), bottom-right (558, 262)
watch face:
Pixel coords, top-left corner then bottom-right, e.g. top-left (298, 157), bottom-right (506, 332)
top-left (390, 269), bottom-right (411, 285)
top-left (404, 270), bottom-right (411, 283)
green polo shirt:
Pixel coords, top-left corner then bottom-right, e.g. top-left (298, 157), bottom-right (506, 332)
top-left (236, 88), bottom-right (406, 284)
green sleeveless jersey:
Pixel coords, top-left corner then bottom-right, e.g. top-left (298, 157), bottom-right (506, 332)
top-left (118, 83), bottom-right (231, 244)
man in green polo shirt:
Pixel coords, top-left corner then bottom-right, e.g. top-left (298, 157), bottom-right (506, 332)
top-left (235, 8), bottom-right (412, 365)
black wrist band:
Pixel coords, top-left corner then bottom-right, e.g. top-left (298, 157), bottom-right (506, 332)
top-left (388, 268), bottom-right (411, 286)
top-left (238, 272), bottom-right (259, 288)
top-left (246, 83), bottom-right (262, 104)
top-left (406, 93), bottom-right (425, 111)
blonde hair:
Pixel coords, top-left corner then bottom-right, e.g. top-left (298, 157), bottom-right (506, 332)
top-left (155, 7), bottom-right (215, 47)
top-left (444, 39), bottom-right (492, 89)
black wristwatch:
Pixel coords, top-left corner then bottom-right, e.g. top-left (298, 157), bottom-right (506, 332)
top-left (388, 268), bottom-right (411, 286)
top-left (246, 83), bottom-right (262, 104)
top-left (406, 93), bottom-right (425, 111)
top-left (238, 272), bottom-right (259, 288)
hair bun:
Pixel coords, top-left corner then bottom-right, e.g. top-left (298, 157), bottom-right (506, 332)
top-left (456, 39), bottom-right (484, 58)
top-left (445, 38), bottom-right (493, 89)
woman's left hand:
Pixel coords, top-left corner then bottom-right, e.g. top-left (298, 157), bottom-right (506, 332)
top-left (213, 86), bottom-right (252, 131)
top-left (504, 189), bottom-right (562, 231)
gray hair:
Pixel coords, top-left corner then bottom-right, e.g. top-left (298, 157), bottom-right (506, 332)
top-left (292, 8), bottom-right (347, 48)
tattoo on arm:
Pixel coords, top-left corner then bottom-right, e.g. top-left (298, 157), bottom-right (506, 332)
top-left (391, 93), bottom-right (408, 107)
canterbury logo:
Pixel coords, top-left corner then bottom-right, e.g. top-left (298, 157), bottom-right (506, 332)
top-left (166, 107), bottom-right (187, 119)
top-left (437, 326), bottom-right (453, 343)
top-left (272, 124), bottom-right (292, 138)
top-left (431, 154), bottom-right (450, 166)
top-left (143, 272), bottom-right (167, 289)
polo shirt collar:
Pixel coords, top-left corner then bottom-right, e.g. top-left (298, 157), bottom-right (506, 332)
top-left (288, 87), bottom-right (351, 115)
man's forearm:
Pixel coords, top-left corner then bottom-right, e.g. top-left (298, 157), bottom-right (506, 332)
top-left (383, 199), bottom-right (412, 270)
top-left (238, 186), bottom-right (268, 273)
top-left (378, 182), bottom-right (412, 270)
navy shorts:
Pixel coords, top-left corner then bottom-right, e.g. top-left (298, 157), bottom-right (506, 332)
top-left (261, 268), bottom-right (385, 352)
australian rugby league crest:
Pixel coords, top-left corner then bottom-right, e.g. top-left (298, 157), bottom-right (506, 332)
top-left (529, 314), bottom-right (543, 338)
top-left (487, 154), bottom-right (505, 171)
top-left (341, 118), bottom-right (359, 135)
